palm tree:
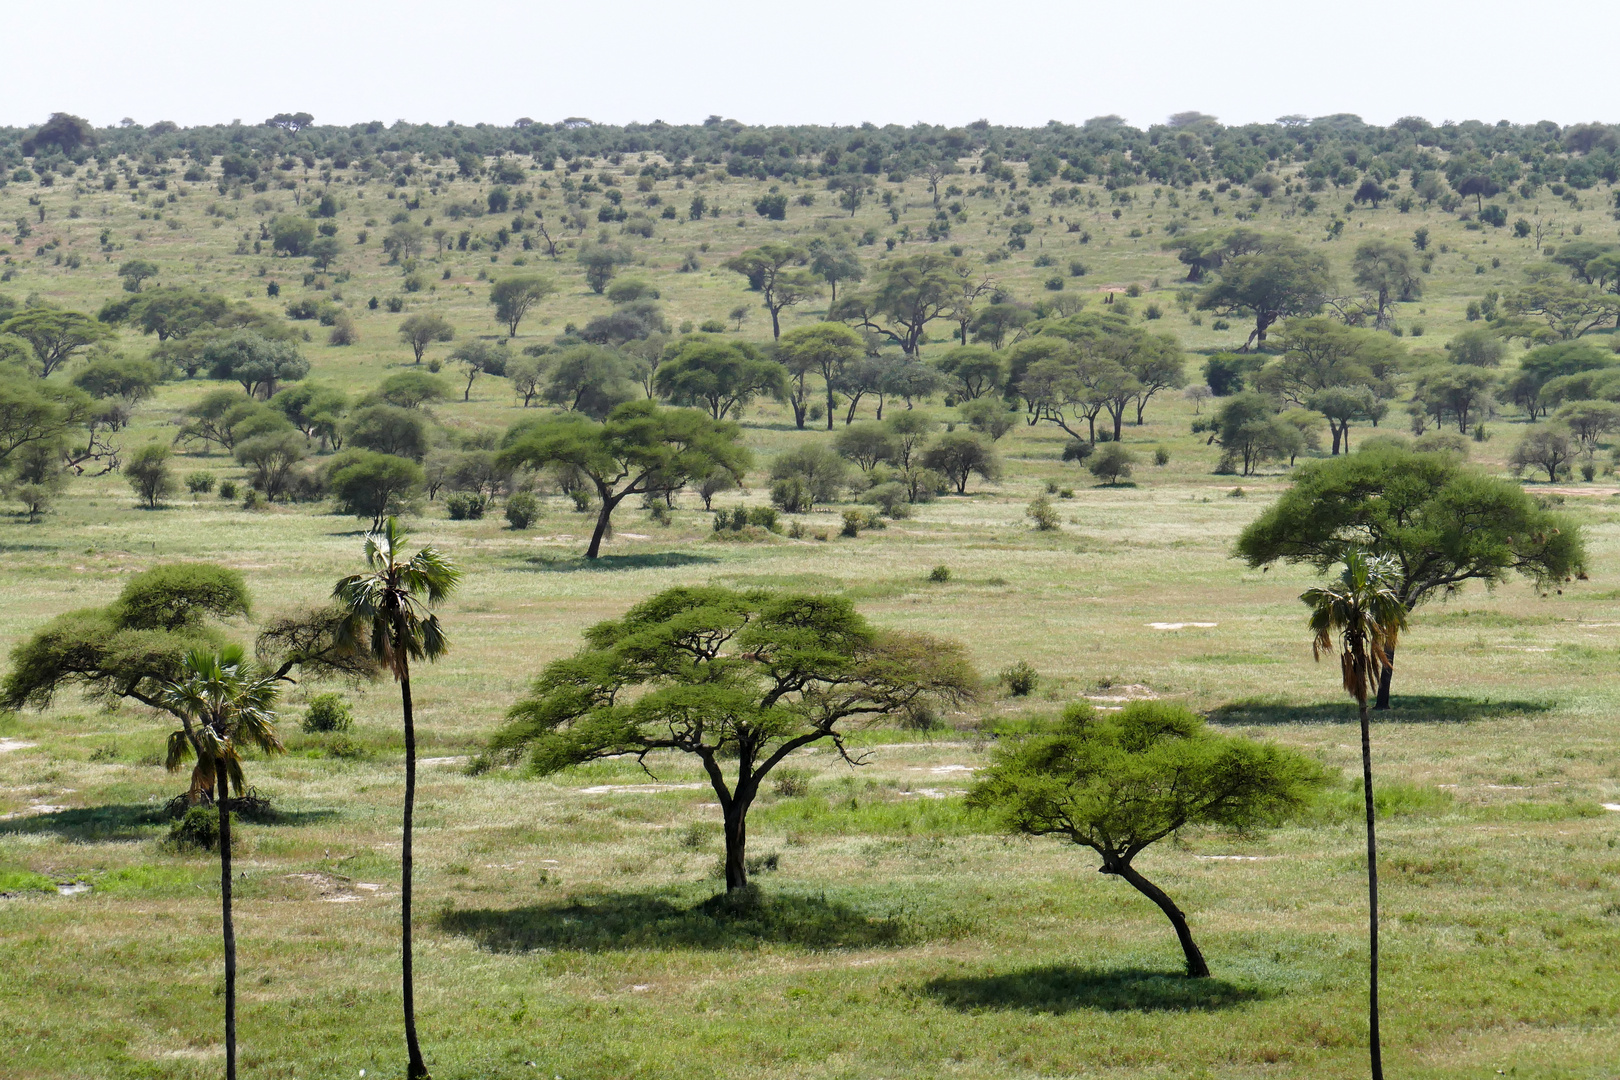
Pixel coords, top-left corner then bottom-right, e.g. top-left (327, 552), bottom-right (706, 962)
top-left (332, 517), bottom-right (460, 1080)
top-left (158, 646), bottom-right (283, 1080)
top-left (1302, 552), bottom-right (1407, 1080)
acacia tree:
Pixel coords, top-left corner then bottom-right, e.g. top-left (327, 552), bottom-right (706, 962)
top-left (1236, 443), bottom-right (1584, 707)
top-left (489, 275), bottom-right (557, 337)
top-left (807, 239), bottom-right (864, 306)
top-left (724, 244), bottom-right (822, 339)
top-left (1196, 237), bottom-right (1333, 350)
top-left (483, 586), bottom-right (977, 890)
top-left (1303, 554), bottom-right (1407, 1080)
top-left (654, 336), bottom-right (785, 420)
top-left (831, 253), bottom-right (960, 357)
top-left (776, 323), bottom-right (864, 431)
top-left (333, 521), bottom-right (461, 1080)
top-left (0, 308), bottom-right (114, 376)
top-left (157, 647), bottom-right (284, 1080)
top-left (967, 701), bottom-right (1324, 977)
top-left (398, 314), bottom-right (454, 364)
top-left (1352, 241), bottom-right (1422, 330)
top-left (499, 401), bottom-right (751, 559)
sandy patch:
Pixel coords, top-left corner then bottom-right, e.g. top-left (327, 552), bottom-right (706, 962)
top-left (580, 782), bottom-right (707, 794)
top-left (1086, 683), bottom-right (1159, 703)
top-left (285, 871), bottom-right (383, 903)
top-left (1147, 622), bottom-right (1217, 630)
top-left (1601, 804), bottom-right (1620, 812)
top-left (0, 739), bottom-right (36, 754)
top-left (418, 756), bottom-right (468, 767)
top-left (0, 803), bottom-right (69, 820)
top-left (1195, 855), bottom-right (1268, 861)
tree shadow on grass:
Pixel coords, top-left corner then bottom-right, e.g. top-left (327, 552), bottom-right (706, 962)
top-left (1208, 695), bottom-right (1553, 726)
top-left (923, 966), bottom-right (1269, 1014)
top-left (440, 887), bottom-right (907, 953)
top-left (515, 552), bottom-right (720, 573)
top-left (0, 803), bottom-right (337, 841)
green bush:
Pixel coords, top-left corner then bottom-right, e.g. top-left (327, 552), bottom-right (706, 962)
top-left (218, 480), bottom-right (237, 500)
top-left (505, 491), bottom-right (539, 529)
top-left (929, 565), bottom-right (951, 583)
top-left (1001, 660), bottom-right (1038, 697)
top-left (168, 806), bottom-right (227, 851)
top-left (1026, 495), bottom-right (1061, 531)
top-left (185, 471), bottom-right (215, 495)
top-left (302, 692), bottom-right (352, 733)
top-left (446, 492), bottom-right (484, 520)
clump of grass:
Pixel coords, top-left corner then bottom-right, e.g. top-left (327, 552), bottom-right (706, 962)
top-left (771, 768), bottom-right (812, 798)
top-left (928, 565), bottom-right (951, 583)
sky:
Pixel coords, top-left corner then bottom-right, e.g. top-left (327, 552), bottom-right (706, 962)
top-left (8, 0), bottom-right (1619, 131)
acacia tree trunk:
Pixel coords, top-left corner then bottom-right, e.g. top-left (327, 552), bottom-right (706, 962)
top-left (722, 801), bottom-right (750, 891)
top-left (1359, 701), bottom-right (1385, 1080)
top-left (399, 656), bottom-right (430, 1080)
top-left (585, 493), bottom-right (622, 560)
top-left (1111, 861), bottom-right (1210, 978)
top-left (216, 758), bottom-right (237, 1080)
top-left (1374, 646), bottom-right (1395, 710)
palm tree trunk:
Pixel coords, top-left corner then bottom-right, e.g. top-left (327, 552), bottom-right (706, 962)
top-left (216, 757), bottom-right (237, 1080)
top-left (399, 656), bottom-right (430, 1080)
top-left (1359, 701), bottom-right (1384, 1080)
top-left (1111, 862), bottom-right (1210, 978)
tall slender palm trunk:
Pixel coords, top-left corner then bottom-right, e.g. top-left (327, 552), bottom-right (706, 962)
top-left (215, 758), bottom-right (237, 1080)
top-left (1359, 702), bottom-right (1384, 1080)
top-left (399, 656), bottom-right (429, 1080)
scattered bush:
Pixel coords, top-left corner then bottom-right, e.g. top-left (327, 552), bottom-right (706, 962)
top-left (218, 480), bottom-right (238, 500)
top-left (446, 492), bottom-right (485, 520)
top-left (1026, 495), bottom-right (1061, 531)
top-left (167, 806), bottom-right (229, 851)
top-left (185, 471), bottom-right (216, 495)
top-left (1001, 660), bottom-right (1038, 697)
top-left (1153, 446), bottom-right (1171, 466)
top-left (771, 769), bottom-right (811, 798)
top-left (302, 692), bottom-right (353, 733)
top-left (1087, 442), bottom-right (1137, 484)
top-left (505, 491), bottom-right (539, 529)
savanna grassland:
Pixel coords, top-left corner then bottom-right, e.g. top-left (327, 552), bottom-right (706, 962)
top-left (3, 115), bottom-right (1620, 1080)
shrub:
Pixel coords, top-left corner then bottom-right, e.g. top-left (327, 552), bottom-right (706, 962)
top-left (505, 491), bottom-right (539, 529)
top-left (1069, 260), bottom-right (1087, 277)
top-left (302, 692), bottom-right (353, 733)
top-left (1044, 276), bottom-right (1065, 291)
top-left (861, 481), bottom-right (912, 519)
top-left (185, 471), bottom-right (216, 495)
top-left (1061, 440), bottom-right (1094, 463)
top-left (446, 492), bottom-right (485, 520)
top-left (1001, 661), bottom-right (1038, 697)
top-left (218, 480), bottom-right (238, 500)
top-left (928, 565), bottom-right (951, 583)
top-left (1088, 443), bottom-right (1137, 484)
top-left (698, 318), bottom-right (727, 333)
top-left (168, 806), bottom-right (228, 851)
top-left (770, 477), bottom-right (811, 513)
top-left (1026, 495), bottom-right (1061, 531)
top-left (841, 509), bottom-right (866, 537)
top-left (1153, 446), bottom-right (1171, 466)
top-left (771, 769), bottom-right (811, 798)
top-left (126, 443), bottom-right (175, 508)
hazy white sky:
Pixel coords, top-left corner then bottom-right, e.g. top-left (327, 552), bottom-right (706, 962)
top-left (9, 0), bottom-right (1617, 131)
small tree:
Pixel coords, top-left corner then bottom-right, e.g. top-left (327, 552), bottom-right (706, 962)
top-left (489, 275), bottom-right (557, 337)
top-left (327, 450), bottom-right (425, 528)
top-left (777, 322), bottom-right (865, 431)
top-left (1303, 554), bottom-right (1407, 1080)
top-left (484, 586), bottom-right (977, 890)
top-left (922, 431), bottom-right (1000, 494)
top-left (578, 243), bottom-right (632, 294)
top-left (723, 244), bottom-right (821, 339)
top-left (127, 442), bottom-right (176, 507)
top-left (398, 314), bottom-right (454, 364)
top-left (499, 401), bottom-right (751, 559)
top-left (1509, 425), bottom-right (1576, 482)
top-left (967, 700), bottom-right (1325, 977)
top-left (653, 337), bottom-right (786, 420)
top-left (450, 340), bottom-right (510, 401)
top-left (1087, 442), bottom-right (1137, 484)
top-left (118, 259), bottom-right (160, 293)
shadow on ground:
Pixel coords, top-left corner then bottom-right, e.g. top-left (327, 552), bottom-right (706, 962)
top-left (1208, 694), bottom-right (1552, 726)
top-left (0, 802), bottom-right (337, 841)
top-left (922, 965), bottom-right (1269, 1014)
top-left (515, 552), bottom-right (720, 573)
top-left (440, 888), bottom-right (907, 952)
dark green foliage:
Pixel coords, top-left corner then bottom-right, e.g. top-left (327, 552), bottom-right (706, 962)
top-left (125, 443), bottom-right (176, 507)
top-left (326, 449), bottom-right (424, 528)
top-left (654, 336), bottom-right (786, 420)
top-left (345, 404), bottom-right (431, 461)
top-left (1001, 660), bottom-right (1038, 696)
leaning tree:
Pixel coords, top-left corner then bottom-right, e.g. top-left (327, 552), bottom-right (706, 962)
top-left (967, 700), bottom-right (1324, 977)
top-left (481, 586), bottom-right (977, 891)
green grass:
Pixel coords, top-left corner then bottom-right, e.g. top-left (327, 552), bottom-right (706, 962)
top-left (5, 152), bottom-right (1620, 1078)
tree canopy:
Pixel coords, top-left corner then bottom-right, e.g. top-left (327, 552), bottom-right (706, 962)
top-left (483, 586), bottom-right (978, 889)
